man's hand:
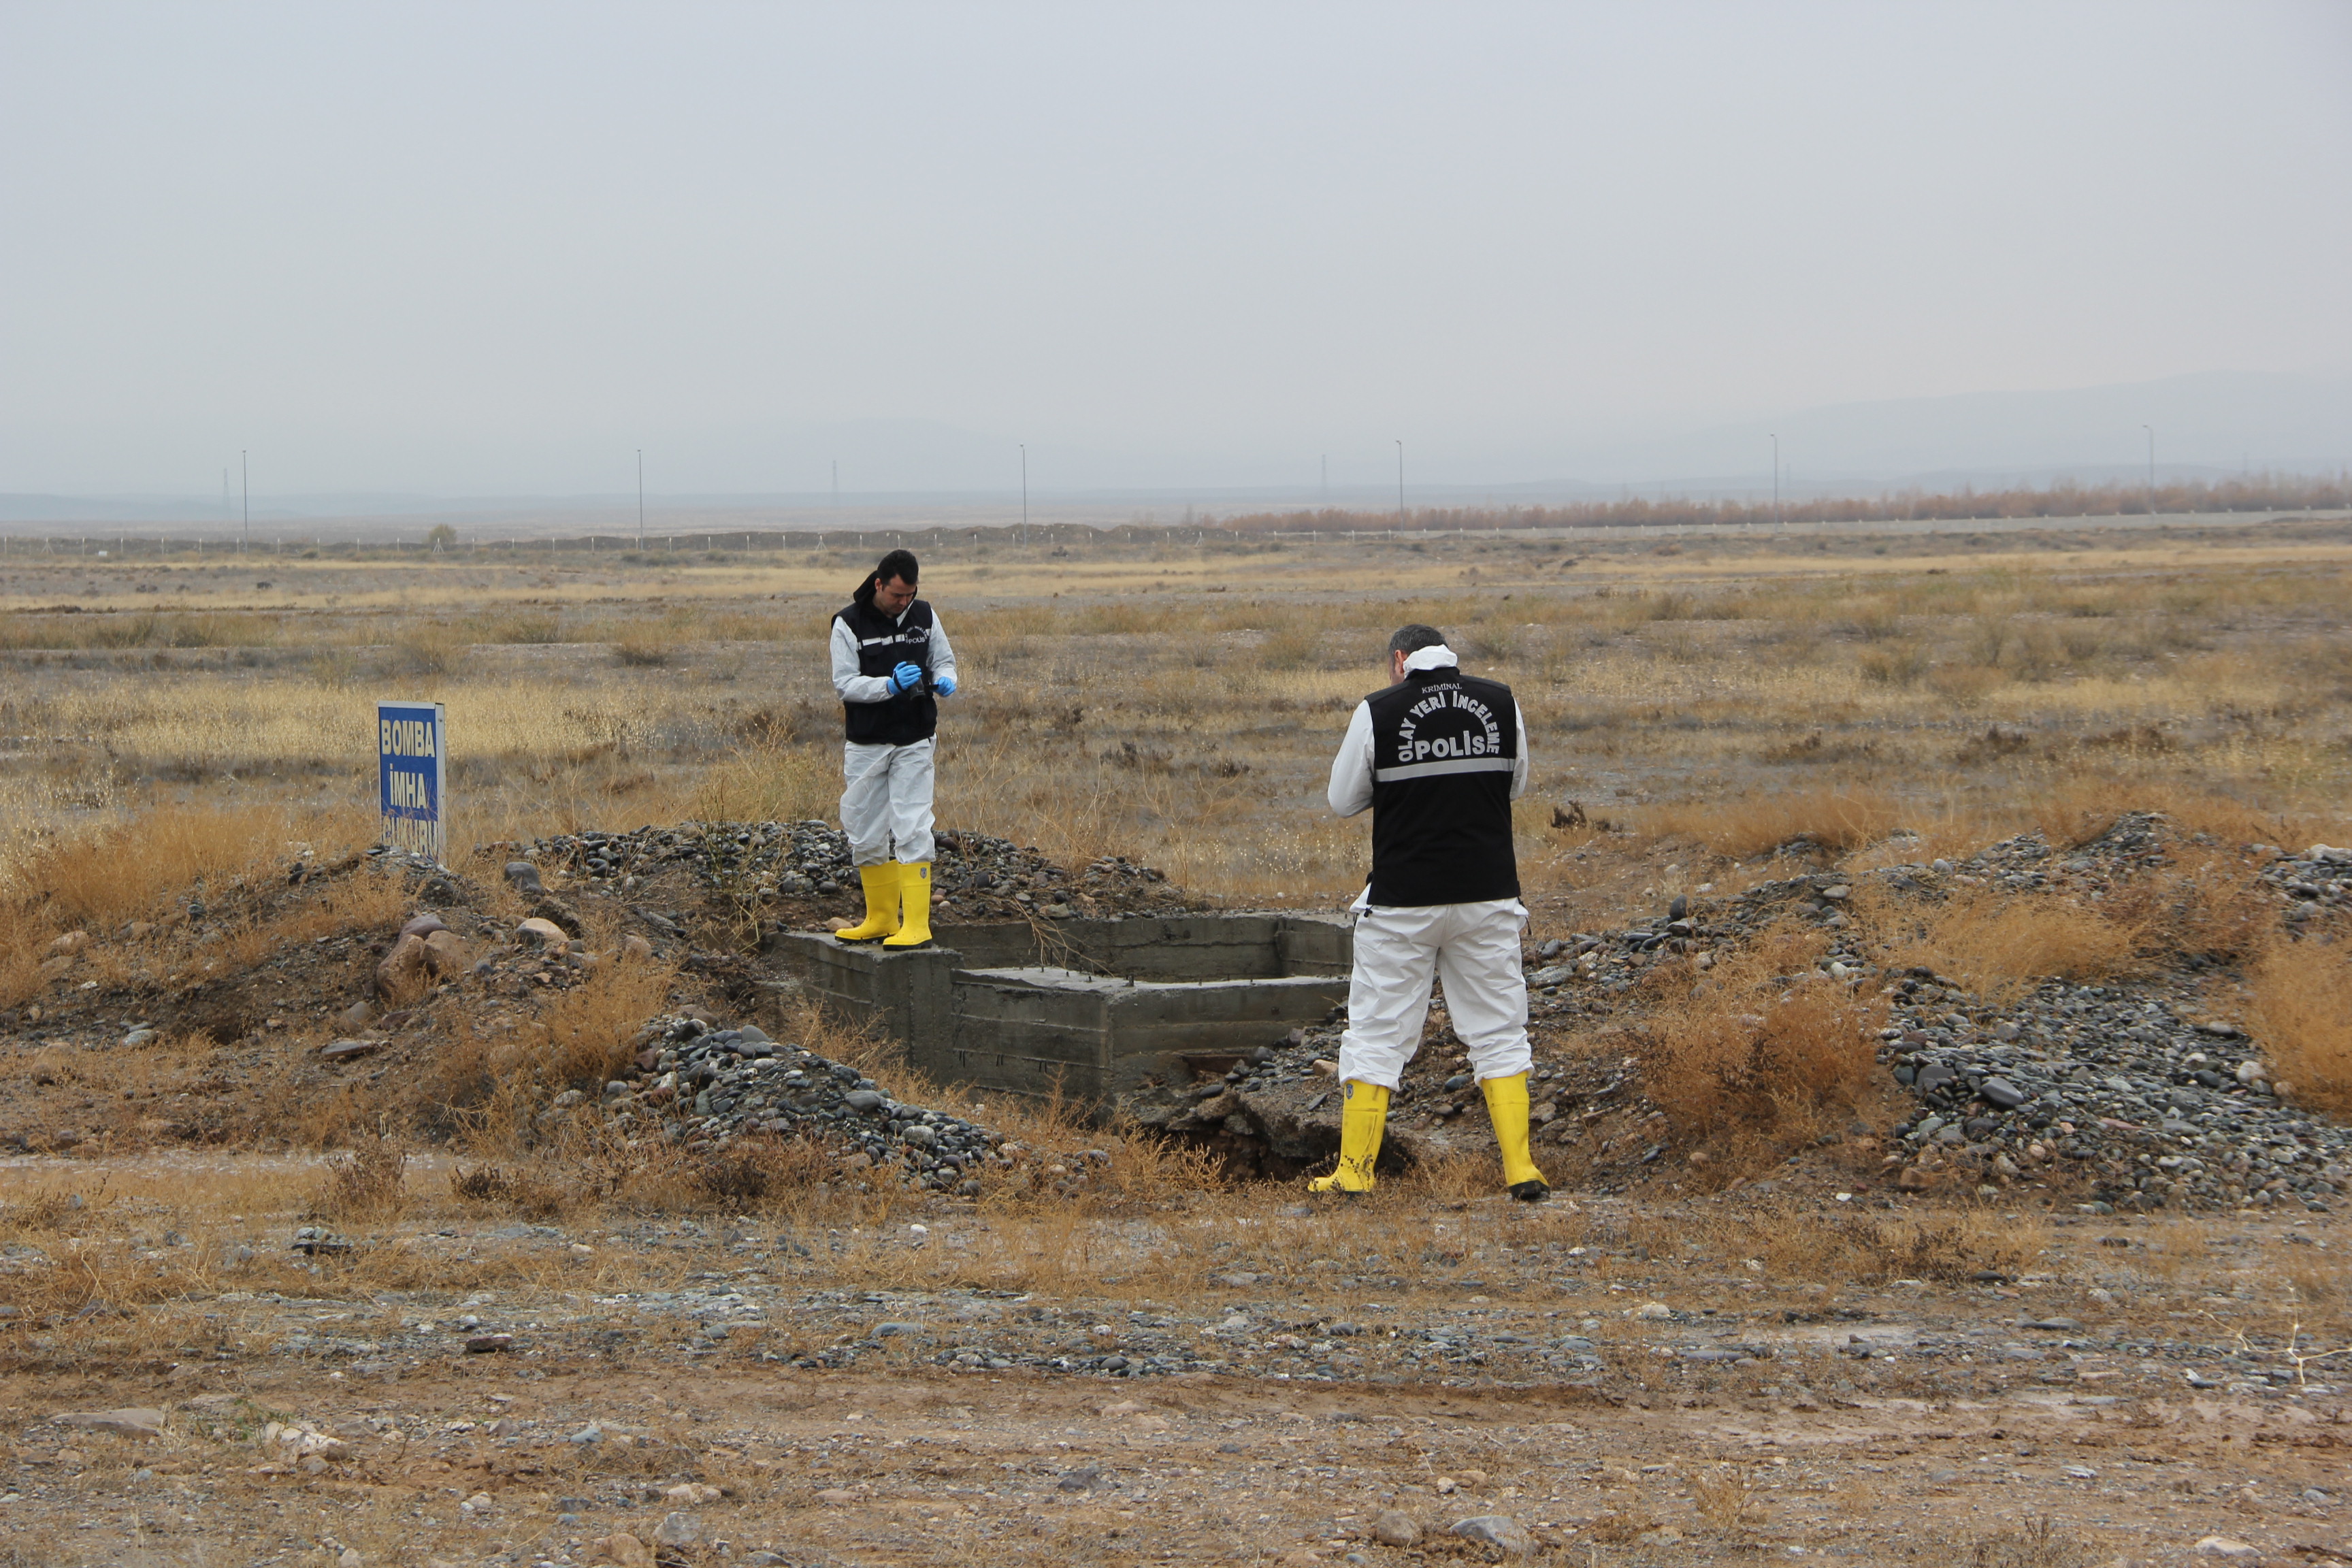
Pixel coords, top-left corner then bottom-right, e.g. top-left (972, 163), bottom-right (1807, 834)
top-left (933, 672), bottom-right (957, 697)
top-left (888, 662), bottom-right (924, 695)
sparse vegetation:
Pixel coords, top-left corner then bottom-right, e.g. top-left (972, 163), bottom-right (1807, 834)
top-left (0, 513), bottom-right (2346, 1566)
top-left (2251, 938), bottom-right (2352, 1114)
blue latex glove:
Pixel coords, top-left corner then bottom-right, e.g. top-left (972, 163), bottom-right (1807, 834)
top-left (888, 662), bottom-right (924, 695)
top-left (933, 672), bottom-right (957, 697)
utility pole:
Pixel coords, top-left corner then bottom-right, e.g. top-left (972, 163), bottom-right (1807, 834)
top-left (241, 451), bottom-right (249, 551)
top-left (1394, 440), bottom-right (1404, 526)
top-left (1019, 444), bottom-right (1028, 542)
top-left (2142, 424), bottom-right (2155, 517)
top-left (637, 450), bottom-right (645, 544)
top-left (1769, 434), bottom-right (1780, 530)
top-left (1320, 454), bottom-right (1327, 502)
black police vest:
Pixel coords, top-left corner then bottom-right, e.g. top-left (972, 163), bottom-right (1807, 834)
top-left (834, 598), bottom-right (938, 746)
top-left (1363, 667), bottom-right (1520, 907)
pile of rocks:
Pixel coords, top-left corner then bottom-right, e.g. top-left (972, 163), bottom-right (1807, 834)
top-left (495, 821), bottom-right (1190, 921)
top-left (1519, 870), bottom-right (1869, 1021)
top-left (1855, 813), bottom-right (2351, 1211)
top-left (592, 1013), bottom-right (1011, 1194)
top-left (2261, 842), bottom-right (2352, 933)
top-left (1880, 977), bottom-right (2351, 1213)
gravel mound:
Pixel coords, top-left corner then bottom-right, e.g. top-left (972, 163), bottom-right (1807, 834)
top-left (1880, 976), bottom-right (2351, 1213)
top-left (1863, 813), bottom-right (2352, 1213)
top-left (597, 1013), bottom-right (1011, 1194)
top-left (501, 821), bottom-right (1191, 921)
top-left (2263, 840), bottom-right (2352, 934)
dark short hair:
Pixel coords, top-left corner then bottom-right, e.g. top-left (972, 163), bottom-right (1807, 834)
top-left (876, 548), bottom-right (919, 587)
top-left (1388, 623), bottom-right (1448, 657)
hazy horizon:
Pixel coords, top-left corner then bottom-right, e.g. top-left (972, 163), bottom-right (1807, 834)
top-left (5, 2), bottom-right (2348, 499)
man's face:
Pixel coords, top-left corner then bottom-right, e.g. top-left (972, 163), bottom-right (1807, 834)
top-left (874, 574), bottom-right (917, 615)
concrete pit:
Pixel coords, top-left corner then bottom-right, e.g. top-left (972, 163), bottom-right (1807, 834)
top-left (767, 913), bottom-right (1352, 1114)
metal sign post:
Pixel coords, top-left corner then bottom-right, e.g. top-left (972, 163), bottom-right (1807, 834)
top-left (376, 700), bottom-right (448, 864)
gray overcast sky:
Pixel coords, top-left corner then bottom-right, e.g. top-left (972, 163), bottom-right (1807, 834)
top-left (3, 1), bottom-right (2349, 497)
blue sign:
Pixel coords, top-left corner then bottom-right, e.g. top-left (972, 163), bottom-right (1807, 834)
top-left (377, 700), bottom-right (448, 864)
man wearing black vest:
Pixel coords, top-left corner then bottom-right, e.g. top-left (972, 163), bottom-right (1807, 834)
top-left (1313, 623), bottom-right (1546, 1200)
top-left (830, 549), bottom-right (960, 949)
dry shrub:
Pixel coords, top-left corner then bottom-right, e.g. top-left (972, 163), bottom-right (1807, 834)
top-left (1857, 642), bottom-right (1931, 685)
top-left (1092, 1128), bottom-right (1226, 1207)
top-left (612, 636), bottom-right (672, 667)
top-left (312, 1135), bottom-right (408, 1222)
top-left (1876, 846), bottom-right (2270, 1006)
top-left (0, 1182), bottom-right (111, 1235)
top-left (1649, 787), bottom-right (1901, 860)
top-left (1740, 1203), bottom-right (2046, 1285)
top-left (2287, 1258), bottom-right (2345, 1311)
top-left (389, 621), bottom-right (461, 674)
top-left (2097, 845), bottom-right (2273, 966)
top-left (1967, 1516), bottom-right (2093, 1568)
top-left (1, 804), bottom-right (376, 1011)
top-left (1878, 884), bottom-right (2146, 1005)
top-left (1926, 663), bottom-right (2008, 706)
top-left (207, 869), bottom-right (414, 973)
top-left (0, 801), bottom-right (377, 1006)
top-left (463, 609), bottom-right (563, 645)
top-left (1258, 625), bottom-right (1330, 669)
top-left (604, 618), bottom-right (689, 666)
top-left (691, 745), bottom-right (838, 826)
top-left (1586, 1507), bottom-right (1664, 1545)
top-left (401, 953), bottom-right (678, 1143)
top-left (449, 1162), bottom-right (574, 1220)
top-left (2248, 938), bottom-right (2352, 1114)
top-left (536, 954), bottom-right (679, 1093)
top-left (443, 1105), bottom-right (855, 1222)
top-left (2029, 779), bottom-right (2321, 855)
top-left (1633, 925), bottom-right (1887, 1159)
top-left (691, 1136), bottom-right (840, 1206)
top-left (1686, 1465), bottom-right (1767, 1534)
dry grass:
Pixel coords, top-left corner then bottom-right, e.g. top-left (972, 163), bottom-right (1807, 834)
top-left (1627, 924), bottom-right (1888, 1164)
top-left (1867, 844), bottom-right (2276, 1008)
top-left (1874, 884), bottom-right (2149, 1005)
top-left (0, 525), bottom-right (2347, 1251)
top-left (0, 801), bottom-right (387, 1009)
top-left (1648, 787), bottom-right (1904, 860)
top-left (2248, 938), bottom-right (2352, 1113)
top-left (690, 745), bottom-right (840, 826)
top-left (1710, 1201), bottom-right (2050, 1286)
top-left (0, 799), bottom-right (372, 930)
top-left (1967, 1516), bottom-right (2095, 1568)
top-left (1685, 1463), bottom-right (1767, 1534)
top-left (5, 531), bottom-right (2349, 909)
top-left (311, 1134), bottom-right (410, 1222)
top-left (398, 951), bottom-right (681, 1148)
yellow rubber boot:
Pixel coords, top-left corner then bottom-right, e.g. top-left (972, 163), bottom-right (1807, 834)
top-left (1480, 1071), bottom-right (1550, 1200)
top-left (883, 862), bottom-right (934, 948)
top-left (1308, 1080), bottom-right (1390, 1194)
top-left (834, 864), bottom-right (901, 943)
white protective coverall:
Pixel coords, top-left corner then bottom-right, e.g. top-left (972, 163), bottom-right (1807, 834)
top-left (830, 608), bottom-right (959, 866)
top-left (1326, 645), bottom-right (1533, 1091)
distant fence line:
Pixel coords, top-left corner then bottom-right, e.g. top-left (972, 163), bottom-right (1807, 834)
top-left (0, 474), bottom-right (2347, 559)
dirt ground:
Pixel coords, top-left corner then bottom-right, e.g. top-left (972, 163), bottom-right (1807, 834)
top-left (3, 514), bottom-right (2350, 1566)
top-left (1, 1159), bottom-right (2345, 1568)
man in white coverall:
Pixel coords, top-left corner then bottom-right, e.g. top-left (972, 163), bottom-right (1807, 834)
top-left (1313, 623), bottom-right (1546, 1200)
top-left (830, 549), bottom-right (960, 949)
